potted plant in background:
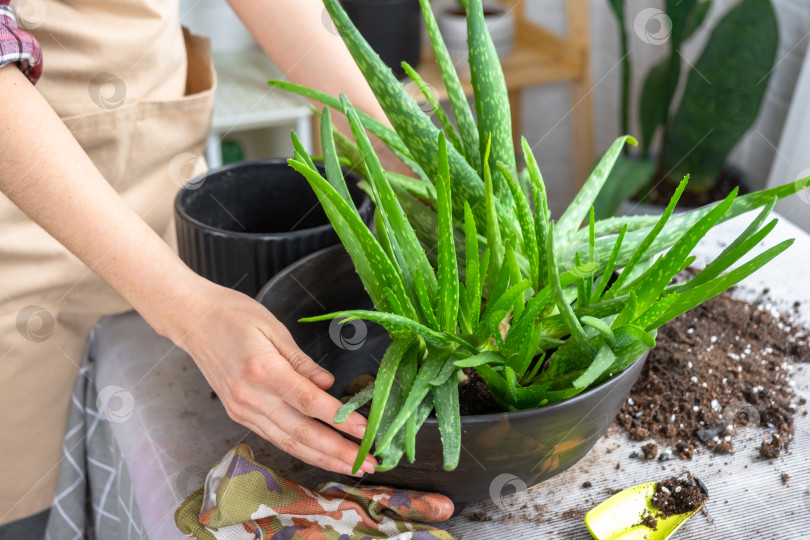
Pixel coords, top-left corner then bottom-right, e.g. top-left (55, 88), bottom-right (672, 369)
top-left (437, 0), bottom-right (515, 77)
top-left (341, 0), bottom-right (423, 79)
top-left (593, 0), bottom-right (779, 218)
top-left (261, 0), bottom-right (805, 503)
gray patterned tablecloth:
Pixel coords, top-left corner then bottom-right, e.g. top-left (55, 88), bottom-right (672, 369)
top-left (45, 214), bottom-right (810, 539)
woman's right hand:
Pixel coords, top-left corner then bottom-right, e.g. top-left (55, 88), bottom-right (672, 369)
top-left (166, 277), bottom-right (378, 477)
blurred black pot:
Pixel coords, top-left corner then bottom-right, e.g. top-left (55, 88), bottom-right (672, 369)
top-left (256, 244), bottom-right (648, 504)
top-left (341, 0), bottom-right (422, 79)
top-left (175, 159), bottom-right (371, 298)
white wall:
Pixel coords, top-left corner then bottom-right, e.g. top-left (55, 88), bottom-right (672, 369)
top-left (517, 0), bottom-right (810, 212)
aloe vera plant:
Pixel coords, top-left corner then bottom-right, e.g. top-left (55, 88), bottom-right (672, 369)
top-left (271, 0), bottom-right (806, 473)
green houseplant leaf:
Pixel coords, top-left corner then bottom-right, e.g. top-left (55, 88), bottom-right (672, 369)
top-left (663, 0), bottom-right (779, 189)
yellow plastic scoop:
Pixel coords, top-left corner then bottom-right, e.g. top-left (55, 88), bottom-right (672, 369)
top-left (584, 477), bottom-right (708, 540)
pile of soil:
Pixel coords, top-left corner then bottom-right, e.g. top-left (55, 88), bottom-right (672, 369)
top-left (636, 168), bottom-right (750, 208)
top-left (616, 287), bottom-right (809, 458)
top-left (650, 474), bottom-right (709, 519)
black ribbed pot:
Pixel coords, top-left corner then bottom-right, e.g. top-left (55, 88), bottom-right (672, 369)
top-left (341, 0), bottom-right (421, 79)
top-left (256, 244), bottom-right (648, 504)
top-left (175, 159), bottom-right (371, 298)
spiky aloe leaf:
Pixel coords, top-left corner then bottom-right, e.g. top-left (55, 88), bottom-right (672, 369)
top-left (318, 107), bottom-right (356, 209)
top-left (572, 343), bottom-right (615, 388)
top-left (300, 310), bottom-right (475, 352)
top-left (334, 382), bottom-right (374, 424)
top-left (376, 348), bottom-right (454, 454)
top-left (352, 337), bottom-right (415, 473)
top-left (467, 0), bottom-right (514, 199)
top-left (589, 181), bottom-right (806, 272)
top-left (436, 133), bottom-right (460, 333)
top-left (463, 202), bottom-right (483, 330)
top-left (432, 374), bottom-right (461, 470)
top-left (374, 394), bottom-right (434, 472)
top-left (499, 161), bottom-right (540, 290)
top-left (340, 95), bottom-right (438, 306)
top-left (417, 0), bottom-right (480, 173)
top-left (402, 61), bottom-right (463, 154)
top-left (547, 222), bottom-right (590, 356)
top-left (453, 351), bottom-right (505, 368)
top-left (320, 0), bottom-right (513, 235)
top-left (483, 138), bottom-right (503, 291)
top-left (289, 159), bottom-right (412, 316)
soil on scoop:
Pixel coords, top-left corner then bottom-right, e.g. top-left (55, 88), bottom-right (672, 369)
top-left (650, 474), bottom-right (708, 519)
top-left (616, 286), bottom-right (809, 458)
top-left (635, 510), bottom-right (659, 531)
top-left (636, 168), bottom-right (749, 208)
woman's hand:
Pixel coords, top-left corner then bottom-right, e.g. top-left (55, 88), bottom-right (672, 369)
top-left (169, 278), bottom-right (377, 476)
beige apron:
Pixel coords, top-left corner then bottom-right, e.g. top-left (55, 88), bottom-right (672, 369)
top-left (0, 0), bottom-right (215, 524)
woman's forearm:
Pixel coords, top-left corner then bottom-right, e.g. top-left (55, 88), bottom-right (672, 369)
top-left (0, 65), bottom-right (203, 338)
top-left (227, 0), bottom-right (387, 124)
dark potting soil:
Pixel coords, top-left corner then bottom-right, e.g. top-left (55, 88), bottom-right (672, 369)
top-left (636, 168), bottom-right (750, 208)
top-left (635, 510), bottom-right (659, 531)
top-left (650, 474), bottom-right (708, 519)
top-left (458, 368), bottom-right (502, 416)
top-left (616, 288), bottom-right (809, 458)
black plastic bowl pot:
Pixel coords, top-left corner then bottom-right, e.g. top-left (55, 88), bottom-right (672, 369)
top-left (175, 159), bottom-right (371, 298)
top-left (256, 244), bottom-right (648, 504)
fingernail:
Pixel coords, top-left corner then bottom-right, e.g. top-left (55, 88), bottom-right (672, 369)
top-left (353, 424), bottom-right (367, 438)
top-left (314, 370), bottom-right (333, 386)
top-left (363, 458), bottom-right (376, 474)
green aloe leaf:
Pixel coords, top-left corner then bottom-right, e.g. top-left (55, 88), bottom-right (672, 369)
top-left (499, 161), bottom-right (540, 290)
top-left (352, 337), bottom-right (415, 473)
top-left (436, 133), bottom-right (460, 333)
top-left (464, 202), bottom-right (483, 331)
top-left (402, 61), bottom-right (464, 154)
top-left (547, 222), bottom-right (590, 356)
top-left (573, 343), bottom-right (615, 388)
top-left (340, 95), bottom-right (438, 308)
top-left (523, 138), bottom-right (550, 286)
top-left (454, 351), bottom-right (505, 368)
top-left (375, 394), bottom-right (434, 472)
top-left (483, 138), bottom-right (504, 291)
top-left (300, 310), bottom-right (475, 351)
top-left (592, 224), bottom-right (627, 301)
top-left (376, 348), bottom-right (454, 454)
top-left (650, 239), bottom-right (793, 329)
top-left (320, 0), bottom-right (510, 233)
top-left (289, 159), bottom-right (411, 316)
top-left (467, 0), bottom-right (515, 199)
top-left (334, 381), bottom-right (374, 424)
top-left (664, 0), bottom-right (779, 189)
top-left (417, 0), bottom-right (480, 173)
top-left (432, 374), bottom-right (461, 470)
top-left (319, 107), bottom-right (356, 210)
top-left (606, 178), bottom-right (688, 296)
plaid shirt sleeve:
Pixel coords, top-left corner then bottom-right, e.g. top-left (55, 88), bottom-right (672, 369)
top-left (0, 0), bottom-right (42, 84)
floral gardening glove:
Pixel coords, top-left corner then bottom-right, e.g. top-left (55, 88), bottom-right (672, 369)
top-left (175, 444), bottom-right (455, 540)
